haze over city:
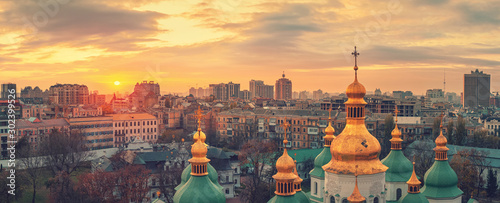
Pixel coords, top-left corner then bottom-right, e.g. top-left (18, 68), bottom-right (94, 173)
top-left (1, 0), bottom-right (500, 94)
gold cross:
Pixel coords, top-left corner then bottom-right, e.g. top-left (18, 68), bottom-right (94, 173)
top-left (328, 107), bottom-right (332, 120)
top-left (281, 116), bottom-right (290, 141)
top-left (195, 106), bottom-right (204, 129)
top-left (352, 46), bottom-right (360, 70)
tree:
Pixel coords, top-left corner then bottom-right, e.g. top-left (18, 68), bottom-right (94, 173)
top-left (39, 130), bottom-right (94, 176)
top-left (456, 115), bottom-right (466, 145)
top-left (76, 170), bottom-right (117, 203)
top-left (446, 120), bottom-right (454, 145)
top-left (159, 164), bottom-right (183, 203)
top-left (380, 115), bottom-right (394, 159)
top-left (450, 149), bottom-right (483, 198)
top-left (115, 165), bottom-right (151, 203)
top-left (47, 171), bottom-right (78, 203)
top-left (486, 168), bottom-right (498, 198)
top-left (404, 140), bottom-right (434, 180)
top-left (238, 139), bottom-right (278, 203)
top-left (17, 136), bottom-right (44, 203)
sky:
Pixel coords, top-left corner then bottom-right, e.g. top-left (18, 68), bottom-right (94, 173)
top-left (1, 0), bottom-right (500, 95)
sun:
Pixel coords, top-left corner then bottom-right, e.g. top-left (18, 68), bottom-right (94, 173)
top-left (114, 81), bottom-right (120, 85)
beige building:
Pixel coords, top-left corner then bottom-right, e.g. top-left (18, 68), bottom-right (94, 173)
top-left (68, 116), bottom-right (114, 150)
top-left (49, 84), bottom-right (89, 105)
top-left (112, 113), bottom-right (158, 147)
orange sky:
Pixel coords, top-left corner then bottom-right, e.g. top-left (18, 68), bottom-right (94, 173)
top-left (1, 0), bottom-right (499, 95)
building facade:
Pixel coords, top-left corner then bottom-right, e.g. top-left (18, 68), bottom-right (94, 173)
top-left (464, 69), bottom-right (490, 108)
top-left (68, 117), bottom-right (114, 150)
top-left (275, 72), bottom-right (292, 100)
top-left (49, 84), bottom-right (89, 105)
top-left (112, 113), bottom-right (159, 147)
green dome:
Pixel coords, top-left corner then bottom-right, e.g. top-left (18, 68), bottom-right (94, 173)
top-left (173, 175), bottom-right (226, 203)
top-left (175, 163), bottom-right (223, 191)
top-left (268, 194), bottom-right (311, 203)
top-left (421, 160), bottom-right (463, 199)
top-left (295, 191), bottom-right (311, 203)
top-left (399, 193), bottom-right (429, 203)
top-left (382, 150), bottom-right (413, 182)
top-left (309, 147), bottom-right (331, 178)
top-left (467, 197), bottom-right (477, 203)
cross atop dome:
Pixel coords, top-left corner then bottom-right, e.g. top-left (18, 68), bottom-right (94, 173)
top-left (195, 106), bottom-right (204, 130)
top-left (352, 46), bottom-right (360, 71)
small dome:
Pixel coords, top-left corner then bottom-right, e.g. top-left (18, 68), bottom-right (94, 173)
top-left (191, 140), bottom-right (207, 159)
top-left (435, 133), bottom-right (447, 147)
top-left (325, 122), bottom-right (335, 135)
top-left (193, 130), bottom-right (206, 142)
top-left (293, 160), bottom-right (303, 184)
top-left (274, 140), bottom-right (297, 180)
top-left (346, 79), bottom-right (366, 100)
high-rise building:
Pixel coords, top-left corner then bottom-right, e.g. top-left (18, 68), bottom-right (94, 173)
top-left (226, 82), bottom-right (240, 99)
top-left (249, 80), bottom-right (264, 98)
top-left (313, 89), bottom-right (323, 100)
top-left (49, 84), bottom-right (89, 105)
top-left (464, 69), bottom-right (490, 107)
top-left (209, 82), bottom-right (241, 101)
top-left (1, 83), bottom-right (16, 99)
top-left (275, 72), bottom-right (292, 100)
top-left (249, 80), bottom-right (274, 99)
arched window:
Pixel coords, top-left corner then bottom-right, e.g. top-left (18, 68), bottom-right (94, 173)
top-left (396, 188), bottom-right (402, 200)
top-left (314, 182), bottom-right (318, 194)
top-left (330, 196), bottom-right (335, 203)
top-left (374, 197), bottom-right (379, 203)
top-left (342, 199), bottom-right (348, 203)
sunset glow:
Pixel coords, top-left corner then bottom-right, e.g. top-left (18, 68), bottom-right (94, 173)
top-left (1, 0), bottom-right (499, 94)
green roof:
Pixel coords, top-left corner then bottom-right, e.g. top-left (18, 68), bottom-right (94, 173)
top-left (173, 175), bottom-right (226, 203)
top-left (295, 191), bottom-right (311, 203)
top-left (268, 193), bottom-right (311, 203)
top-left (175, 163), bottom-right (223, 191)
top-left (287, 148), bottom-right (323, 163)
top-left (399, 193), bottom-right (429, 203)
top-left (381, 149), bottom-right (413, 182)
top-left (421, 160), bottom-right (463, 199)
top-left (309, 147), bottom-right (331, 178)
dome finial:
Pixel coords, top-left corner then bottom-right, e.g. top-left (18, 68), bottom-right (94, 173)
top-left (407, 161), bottom-right (421, 193)
top-left (324, 107), bottom-right (336, 147)
top-left (193, 106), bottom-right (207, 144)
top-left (434, 111), bottom-right (449, 160)
top-left (390, 105), bottom-right (403, 150)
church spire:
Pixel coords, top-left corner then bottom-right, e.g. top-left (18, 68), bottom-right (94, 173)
top-left (324, 107), bottom-right (336, 147)
top-left (434, 112), bottom-right (449, 161)
top-left (324, 46), bottom-right (387, 176)
top-left (272, 117), bottom-right (297, 196)
top-left (390, 105), bottom-right (403, 150)
top-left (407, 162), bottom-right (421, 194)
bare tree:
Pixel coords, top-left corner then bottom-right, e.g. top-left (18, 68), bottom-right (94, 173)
top-left (238, 139), bottom-right (277, 203)
top-left (403, 140), bottom-right (435, 181)
top-left (39, 130), bottom-right (94, 176)
top-left (158, 164), bottom-right (183, 203)
top-left (17, 136), bottom-right (44, 203)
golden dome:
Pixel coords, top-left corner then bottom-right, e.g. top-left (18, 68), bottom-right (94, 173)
top-left (407, 162), bottom-right (420, 185)
top-left (293, 159), bottom-right (303, 184)
top-left (390, 108), bottom-right (403, 150)
top-left (324, 50), bottom-right (387, 175)
top-left (347, 176), bottom-right (366, 203)
top-left (274, 140), bottom-right (297, 180)
top-left (191, 139), bottom-right (208, 160)
top-left (325, 122), bottom-right (335, 135)
top-left (435, 132), bottom-right (447, 147)
top-left (346, 77), bottom-right (366, 101)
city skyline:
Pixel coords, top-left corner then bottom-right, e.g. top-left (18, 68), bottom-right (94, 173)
top-left (1, 0), bottom-right (500, 94)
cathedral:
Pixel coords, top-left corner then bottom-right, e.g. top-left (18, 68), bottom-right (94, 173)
top-left (173, 47), bottom-right (464, 203)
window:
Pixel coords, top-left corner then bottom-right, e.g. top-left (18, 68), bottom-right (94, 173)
top-left (330, 196), bottom-right (335, 203)
top-left (341, 199), bottom-right (348, 203)
top-left (225, 189), bottom-right (229, 194)
top-left (314, 182), bottom-right (317, 194)
top-left (226, 176), bottom-right (229, 182)
top-left (396, 188), bottom-right (402, 200)
top-left (374, 197), bottom-right (379, 203)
